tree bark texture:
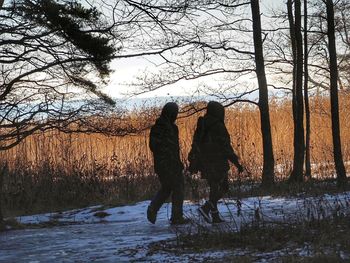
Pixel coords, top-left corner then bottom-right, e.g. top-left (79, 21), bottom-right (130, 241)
top-left (288, 0), bottom-right (305, 183)
top-left (326, 0), bottom-right (347, 186)
top-left (251, 0), bottom-right (275, 187)
top-left (0, 163), bottom-right (6, 225)
top-left (304, 0), bottom-right (311, 178)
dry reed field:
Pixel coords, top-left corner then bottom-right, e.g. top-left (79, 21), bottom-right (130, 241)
top-left (1, 94), bottom-right (350, 214)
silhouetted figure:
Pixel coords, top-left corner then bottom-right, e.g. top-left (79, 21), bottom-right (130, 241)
top-left (147, 102), bottom-right (188, 225)
top-left (188, 101), bottom-right (243, 223)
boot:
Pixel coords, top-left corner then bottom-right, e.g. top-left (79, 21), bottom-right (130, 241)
top-left (171, 200), bottom-right (187, 225)
top-left (198, 201), bottom-right (212, 223)
top-left (211, 210), bottom-right (225, 224)
top-left (147, 205), bottom-right (157, 224)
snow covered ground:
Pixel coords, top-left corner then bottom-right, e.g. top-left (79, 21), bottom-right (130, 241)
top-left (1, 191), bottom-right (350, 262)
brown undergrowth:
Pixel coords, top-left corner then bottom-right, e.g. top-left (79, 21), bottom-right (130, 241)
top-left (1, 94), bottom-right (350, 215)
top-left (150, 215), bottom-right (350, 262)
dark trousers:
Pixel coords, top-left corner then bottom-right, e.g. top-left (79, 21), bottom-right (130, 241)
top-left (150, 173), bottom-right (184, 220)
top-left (207, 172), bottom-right (229, 211)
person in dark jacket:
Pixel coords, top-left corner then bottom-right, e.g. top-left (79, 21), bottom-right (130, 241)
top-left (147, 102), bottom-right (189, 225)
top-left (188, 101), bottom-right (243, 223)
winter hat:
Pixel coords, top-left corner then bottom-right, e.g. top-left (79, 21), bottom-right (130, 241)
top-left (207, 101), bottom-right (225, 121)
top-left (161, 102), bottom-right (179, 123)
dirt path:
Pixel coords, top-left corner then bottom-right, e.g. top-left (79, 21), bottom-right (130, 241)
top-left (1, 192), bottom-right (350, 262)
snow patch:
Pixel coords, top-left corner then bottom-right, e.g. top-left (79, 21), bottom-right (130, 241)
top-left (1, 191), bottom-right (350, 262)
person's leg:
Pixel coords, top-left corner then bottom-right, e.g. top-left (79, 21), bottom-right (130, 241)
top-left (170, 174), bottom-right (184, 218)
top-left (208, 173), bottom-right (228, 223)
top-left (208, 180), bottom-right (221, 211)
top-left (147, 176), bottom-right (172, 224)
top-left (197, 172), bottom-right (215, 222)
top-left (198, 172), bottom-right (228, 223)
top-left (151, 186), bottom-right (172, 211)
top-left (209, 173), bottom-right (229, 208)
top-left (218, 174), bottom-right (229, 199)
top-left (170, 174), bottom-right (188, 224)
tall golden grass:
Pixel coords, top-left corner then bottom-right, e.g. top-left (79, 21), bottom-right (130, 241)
top-left (1, 94), bottom-right (350, 212)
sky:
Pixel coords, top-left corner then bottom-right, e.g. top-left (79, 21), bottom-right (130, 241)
top-left (103, 0), bottom-right (287, 100)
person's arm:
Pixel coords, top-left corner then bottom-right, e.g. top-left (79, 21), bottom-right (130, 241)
top-left (192, 117), bottom-right (204, 146)
top-left (149, 122), bottom-right (164, 153)
top-left (188, 117), bottom-right (204, 173)
top-left (217, 123), bottom-right (243, 172)
top-left (188, 117), bottom-right (204, 158)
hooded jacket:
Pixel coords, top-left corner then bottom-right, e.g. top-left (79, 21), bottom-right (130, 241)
top-left (149, 102), bottom-right (184, 175)
top-left (189, 101), bottom-right (240, 178)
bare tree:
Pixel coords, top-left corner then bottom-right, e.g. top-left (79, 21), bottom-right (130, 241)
top-left (0, 165), bottom-right (3, 225)
top-left (0, 163), bottom-right (7, 225)
top-left (121, 0), bottom-right (278, 185)
top-left (251, 0), bottom-right (275, 186)
top-left (0, 0), bottom-right (197, 221)
top-left (304, 0), bottom-right (312, 178)
top-left (270, 0), bottom-right (350, 182)
top-left (0, 0), bottom-right (121, 224)
top-left (305, 0), bottom-right (350, 92)
top-left (325, 0), bottom-right (347, 186)
top-left (336, 0), bottom-right (350, 89)
top-left (287, 0), bottom-right (305, 183)
top-left (115, 0), bottom-right (350, 187)
top-left (0, 0), bottom-right (121, 149)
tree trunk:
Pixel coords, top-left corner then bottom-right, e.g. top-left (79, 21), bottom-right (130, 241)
top-left (251, 0), bottom-right (275, 187)
top-left (326, 0), bottom-right (347, 186)
top-left (287, 0), bottom-right (297, 159)
top-left (0, 164), bottom-right (6, 225)
top-left (304, 0), bottom-right (311, 178)
top-left (289, 0), bottom-right (305, 183)
top-left (0, 0), bottom-right (4, 225)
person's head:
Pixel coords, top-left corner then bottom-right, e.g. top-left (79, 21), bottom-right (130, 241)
top-left (206, 101), bottom-right (225, 121)
top-left (161, 102), bottom-right (179, 123)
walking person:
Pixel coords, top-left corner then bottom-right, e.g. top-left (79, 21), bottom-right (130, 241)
top-left (188, 101), bottom-right (243, 223)
top-left (147, 102), bottom-right (189, 225)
